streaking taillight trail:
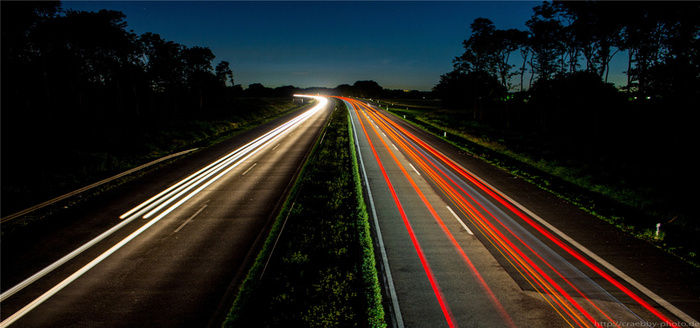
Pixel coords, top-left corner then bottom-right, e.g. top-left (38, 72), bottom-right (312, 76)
top-left (339, 96), bottom-right (687, 328)
top-left (344, 98), bottom-right (459, 328)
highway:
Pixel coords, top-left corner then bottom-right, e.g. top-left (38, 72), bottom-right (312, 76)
top-left (0, 96), bottom-right (333, 327)
top-left (340, 97), bottom-right (699, 328)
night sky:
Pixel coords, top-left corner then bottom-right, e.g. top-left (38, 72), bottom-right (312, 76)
top-left (63, 1), bottom-right (610, 91)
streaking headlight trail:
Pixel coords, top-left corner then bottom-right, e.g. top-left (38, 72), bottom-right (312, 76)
top-left (120, 95), bottom-right (327, 222)
top-left (0, 95), bottom-right (327, 327)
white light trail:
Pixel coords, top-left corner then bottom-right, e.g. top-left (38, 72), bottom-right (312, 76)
top-left (0, 95), bottom-right (328, 327)
top-left (121, 96), bottom-right (326, 221)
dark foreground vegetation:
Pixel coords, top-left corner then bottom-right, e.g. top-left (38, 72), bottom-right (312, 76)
top-left (0, 2), bottom-right (423, 219)
top-left (379, 98), bottom-right (697, 267)
top-left (421, 1), bottom-right (699, 266)
top-left (0, 2), bottom-right (324, 218)
top-left (225, 101), bottom-right (385, 327)
top-left (2, 96), bottom-right (307, 219)
top-left (3, 1), bottom-right (696, 264)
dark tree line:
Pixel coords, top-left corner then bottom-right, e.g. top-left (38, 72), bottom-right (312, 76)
top-left (1, 1), bottom-right (247, 213)
top-left (435, 1), bottom-right (700, 108)
top-left (1, 1), bottom-right (429, 128)
top-left (431, 1), bottom-right (698, 233)
top-left (2, 1), bottom-right (235, 128)
top-left (247, 80), bottom-right (430, 100)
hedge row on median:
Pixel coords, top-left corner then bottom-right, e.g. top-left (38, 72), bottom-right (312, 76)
top-left (223, 99), bottom-right (386, 327)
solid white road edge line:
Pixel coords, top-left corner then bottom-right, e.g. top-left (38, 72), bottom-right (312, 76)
top-left (368, 98), bottom-right (697, 325)
top-left (0, 96), bottom-right (328, 326)
top-left (428, 143), bottom-right (699, 326)
top-left (1, 203), bottom-right (177, 328)
top-left (1, 116), bottom-right (296, 302)
top-left (0, 214), bottom-right (139, 303)
top-left (345, 99), bottom-right (404, 328)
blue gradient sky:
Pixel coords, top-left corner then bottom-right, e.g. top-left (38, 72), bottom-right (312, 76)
top-left (63, 1), bottom-right (588, 91)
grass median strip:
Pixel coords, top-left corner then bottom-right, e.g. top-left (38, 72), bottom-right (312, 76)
top-left (224, 99), bottom-right (386, 327)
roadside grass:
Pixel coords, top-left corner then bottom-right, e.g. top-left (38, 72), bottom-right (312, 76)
top-left (376, 99), bottom-right (698, 268)
top-left (1, 98), bottom-right (308, 229)
top-left (224, 100), bottom-right (386, 327)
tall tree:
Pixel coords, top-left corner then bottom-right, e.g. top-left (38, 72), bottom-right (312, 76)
top-left (558, 1), bottom-right (624, 82)
top-left (138, 32), bottom-right (187, 114)
top-left (352, 80), bottom-right (383, 98)
top-left (182, 46), bottom-right (216, 112)
top-left (454, 18), bottom-right (523, 90)
top-left (492, 28), bottom-right (523, 89)
top-left (1, 1), bottom-right (61, 112)
top-left (140, 32), bottom-right (186, 92)
top-left (526, 2), bottom-right (566, 82)
top-left (216, 61), bottom-right (234, 87)
top-left (513, 30), bottom-right (532, 91)
top-left (454, 18), bottom-right (497, 74)
top-left (619, 2), bottom-right (700, 98)
top-left (433, 70), bottom-right (505, 115)
top-left (19, 8), bottom-right (142, 117)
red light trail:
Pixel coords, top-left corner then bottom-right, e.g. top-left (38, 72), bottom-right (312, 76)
top-left (344, 98), bottom-right (458, 328)
top-left (339, 97), bottom-right (679, 328)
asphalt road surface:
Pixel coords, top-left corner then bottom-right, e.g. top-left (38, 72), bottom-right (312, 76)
top-left (340, 97), bottom-right (699, 328)
top-left (1, 96), bottom-right (333, 327)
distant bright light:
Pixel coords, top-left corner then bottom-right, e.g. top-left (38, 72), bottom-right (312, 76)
top-left (0, 96), bottom-right (329, 327)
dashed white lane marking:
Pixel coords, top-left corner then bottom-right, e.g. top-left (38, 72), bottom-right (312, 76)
top-left (174, 204), bottom-right (208, 233)
top-left (241, 163), bottom-right (257, 176)
top-left (447, 205), bottom-right (474, 235)
top-left (408, 163), bottom-right (421, 176)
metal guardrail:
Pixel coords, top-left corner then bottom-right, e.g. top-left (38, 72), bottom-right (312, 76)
top-left (1, 148), bottom-right (197, 224)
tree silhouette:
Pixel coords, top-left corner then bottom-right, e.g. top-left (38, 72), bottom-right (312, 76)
top-left (556, 1), bottom-right (625, 82)
top-left (526, 3), bottom-right (566, 82)
top-left (1, 1), bottom-right (244, 126)
top-left (433, 70), bottom-right (505, 116)
top-left (216, 61), bottom-right (234, 87)
top-left (352, 80), bottom-right (383, 99)
top-left (2, 1), bottom-right (61, 114)
top-left (454, 17), bottom-right (497, 74)
top-left (182, 46), bottom-right (216, 112)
